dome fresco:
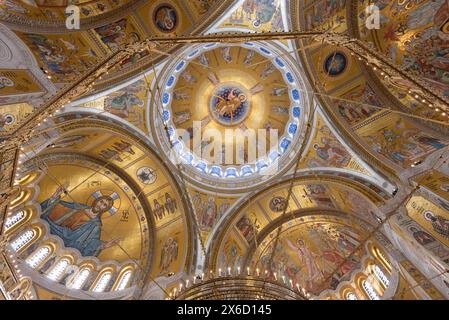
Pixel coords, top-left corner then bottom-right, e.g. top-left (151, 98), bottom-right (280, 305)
top-left (249, 218), bottom-right (367, 294)
top-left (0, 0), bottom-right (449, 302)
top-left (151, 42), bottom-right (310, 190)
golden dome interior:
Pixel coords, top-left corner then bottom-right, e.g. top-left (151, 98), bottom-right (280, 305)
top-left (0, 0), bottom-right (449, 302)
top-left (169, 45), bottom-right (290, 165)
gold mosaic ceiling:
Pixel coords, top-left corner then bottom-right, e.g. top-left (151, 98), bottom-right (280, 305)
top-left (1, 0), bottom-right (449, 300)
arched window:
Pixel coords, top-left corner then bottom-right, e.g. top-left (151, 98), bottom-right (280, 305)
top-left (92, 272), bottom-right (112, 292)
top-left (47, 259), bottom-right (70, 281)
top-left (374, 265), bottom-right (389, 287)
top-left (26, 246), bottom-right (51, 269)
top-left (4, 211), bottom-right (25, 231)
top-left (378, 250), bottom-right (391, 265)
top-left (70, 268), bottom-right (91, 290)
top-left (346, 292), bottom-right (358, 300)
top-left (115, 270), bottom-right (132, 291)
top-left (372, 246), bottom-right (391, 271)
top-left (10, 229), bottom-right (36, 251)
top-left (362, 280), bottom-right (380, 300)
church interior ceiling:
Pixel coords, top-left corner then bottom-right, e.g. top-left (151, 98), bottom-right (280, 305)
top-left (0, 0), bottom-right (449, 301)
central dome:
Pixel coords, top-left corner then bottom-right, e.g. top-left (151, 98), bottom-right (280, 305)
top-left (151, 42), bottom-right (310, 191)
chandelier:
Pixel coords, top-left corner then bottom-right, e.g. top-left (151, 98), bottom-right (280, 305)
top-left (169, 273), bottom-right (309, 300)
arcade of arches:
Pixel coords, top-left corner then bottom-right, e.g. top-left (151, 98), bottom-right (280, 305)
top-left (0, 0), bottom-right (449, 300)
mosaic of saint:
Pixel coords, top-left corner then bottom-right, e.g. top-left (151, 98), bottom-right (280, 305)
top-left (324, 52), bottom-right (348, 77)
top-left (359, 114), bottom-right (447, 168)
top-left (222, 0), bottom-right (283, 32)
top-left (153, 4), bottom-right (178, 33)
top-left (335, 83), bottom-right (380, 126)
top-left (18, 33), bottom-right (99, 82)
top-left (210, 85), bottom-right (249, 126)
top-left (79, 78), bottom-right (147, 132)
top-left (36, 160), bottom-right (149, 262)
top-left (192, 192), bottom-right (232, 233)
top-left (40, 187), bottom-right (121, 257)
top-left (251, 220), bottom-right (365, 293)
top-left (302, 116), bottom-right (351, 169)
top-left (359, 0), bottom-right (449, 97)
top-left (159, 236), bottom-right (179, 275)
top-left (407, 195), bottom-right (449, 247)
top-left (305, 0), bottom-right (347, 32)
